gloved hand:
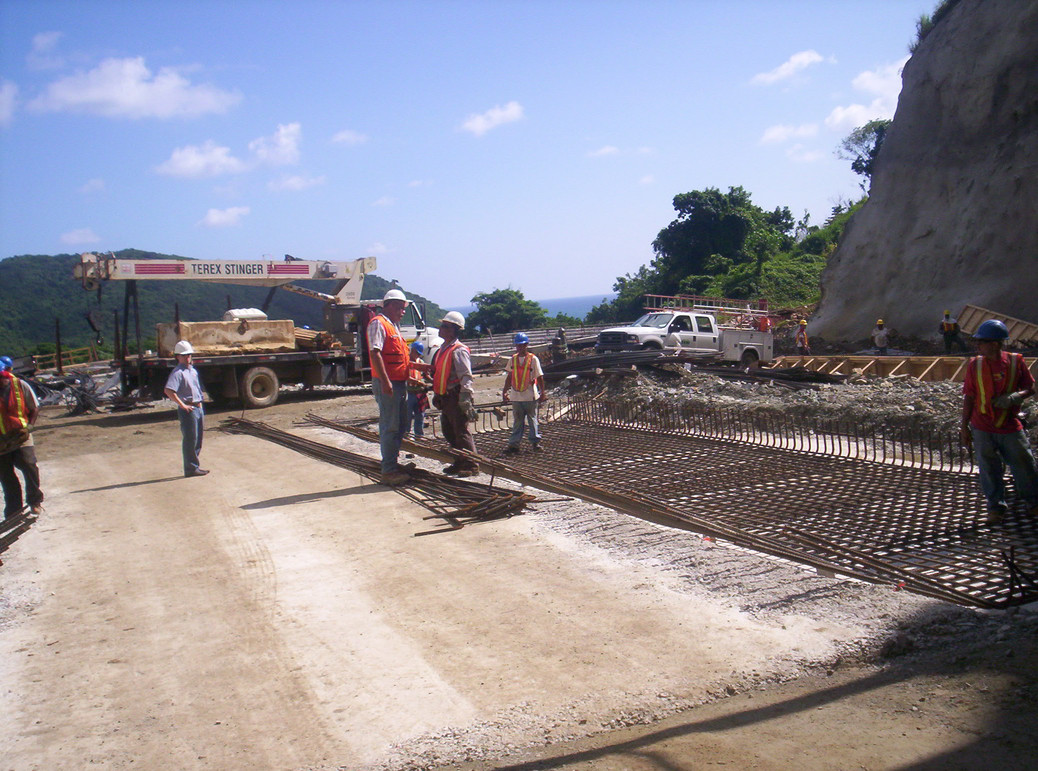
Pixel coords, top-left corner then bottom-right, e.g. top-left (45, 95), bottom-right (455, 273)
top-left (992, 392), bottom-right (1025, 409)
top-left (459, 391), bottom-right (477, 422)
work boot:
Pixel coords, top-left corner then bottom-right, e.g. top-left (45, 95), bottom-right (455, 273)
top-left (531, 444), bottom-right (544, 453)
top-left (442, 463), bottom-right (460, 475)
top-left (503, 445), bottom-right (520, 455)
top-left (381, 470), bottom-right (410, 486)
top-left (186, 468), bottom-right (210, 477)
top-left (986, 505), bottom-right (1006, 525)
top-left (455, 467), bottom-right (479, 478)
top-left (29, 504), bottom-right (44, 516)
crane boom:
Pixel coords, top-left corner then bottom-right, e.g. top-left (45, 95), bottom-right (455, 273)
top-left (75, 252), bottom-right (377, 305)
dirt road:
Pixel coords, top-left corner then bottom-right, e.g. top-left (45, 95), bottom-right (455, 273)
top-left (2, 379), bottom-right (1036, 770)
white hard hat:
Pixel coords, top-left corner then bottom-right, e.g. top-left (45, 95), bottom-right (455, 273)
top-left (439, 310), bottom-right (465, 330)
top-left (383, 289), bottom-right (408, 304)
top-left (173, 340), bottom-right (195, 355)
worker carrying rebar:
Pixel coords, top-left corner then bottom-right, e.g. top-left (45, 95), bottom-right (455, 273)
top-left (939, 310), bottom-right (969, 354)
top-left (960, 319), bottom-right (1038, 524)
top-left (430, 311), bottom-right (479, 477)
top-left (502, 332), bottom-right (546, 454)
top-left (871, 319), bottom-right (889, 355)
top-left (0, 355), bottom-right (44, 520)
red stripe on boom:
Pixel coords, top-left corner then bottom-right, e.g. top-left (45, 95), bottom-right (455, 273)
top-left (267, 265), bottom-right (311, 275)
top-left (135, 264), bottom-right (186, 274)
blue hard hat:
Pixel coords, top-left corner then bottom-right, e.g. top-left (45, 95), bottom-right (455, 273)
top-left (973, 319), bottom-right (1009, 340)
top-left (410, 340), bottom-right (425, 354)
top-left (0, 355), bottom-right (12, 371)
top-left (513, 332), bottom-right (529, 345)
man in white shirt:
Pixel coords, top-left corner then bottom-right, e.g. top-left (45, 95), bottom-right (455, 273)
top-left (502, 332), bottom-right (546, 454)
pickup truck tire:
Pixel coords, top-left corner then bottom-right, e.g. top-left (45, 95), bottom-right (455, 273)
top-left (241, 366), bottom-right (279, 409)
top-left (641, 340), bottom-right (663, 350)
top-left (740, 349), bottom-right (760, 369)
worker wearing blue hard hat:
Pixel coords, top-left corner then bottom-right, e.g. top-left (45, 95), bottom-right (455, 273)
top-left (0, 356), bottom-right (12, 371)
top-left (961, 319), bottom-right (1038, 524)
top-left (502, 331), bottom-right (546, 454)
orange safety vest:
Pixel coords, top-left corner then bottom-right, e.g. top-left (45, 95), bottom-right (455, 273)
top-left (973, 352), bottom-right (1022, 429)
top-left (433, 341), bottom-right (466, 395)
top-left (0, 372), bottom-right (30, 436)
top-left (372, 314), bottom-right (409, 381)
top-left (510, 353), bottom-right (536, 392)
top-left (942, 321), bottom-right (958, 333)
top-left (795, 327), bottom-right (809, 346)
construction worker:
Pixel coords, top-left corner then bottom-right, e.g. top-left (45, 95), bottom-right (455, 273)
top-left (1, 355), bottom-right (44, 519)
top-left (367, 289), bottom-right (413, 485)
top-left (405, 341), bottom-right (429, 438)
top-left (960, 319), bottom-right (1038, 524)
top-left (939, 310), bottom-right (968, 354)
top-left (163, 341), bottom-right (209, 477)
top-left (550, 328), bottom-right (569, 363)
top-left (871, 319), bottom-right (889, 355)
top-left (794, 320), bottom-right (810, 355)
top-left (430, 311), bottom-right (479, 477)
top-left (502, 332), bottom-right (546, 454)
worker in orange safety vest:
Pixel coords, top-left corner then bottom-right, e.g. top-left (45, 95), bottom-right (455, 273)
top-left (367, 289), bottom-right (414, 486)
top-left (0, 356), bottom-right (44, 520)
top-left (430, 311), bottom-right (479, 477)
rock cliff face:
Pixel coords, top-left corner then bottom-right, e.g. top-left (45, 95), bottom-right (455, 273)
top-left (811, 0), bottom-right (1038, 342)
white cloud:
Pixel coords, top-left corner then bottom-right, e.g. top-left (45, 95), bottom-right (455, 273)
top-left (249, 122), bottom-right (301, 166)
top-left (60, 228), bottom-right (100, 245)
top-left (372, 196), bottom-right (395, 207)
top-left (267, 174), bottom-right (325, 191)
top-left (28, 56), bottom-right (241, 119)
top-left (408, 179), bottom-right (431, 188)
top-left (759, 123), bottom-right (818, 145)
top-left (367, 242), bottom-right (388, 255)
top-left (639, 175), bottom-right (655, 185)
top-left (825, 56), bottom-right (908, 131)
top-left (331, 129), bottom-right (368, 145)
top-left (0, 81), bottom-right (17, 126)
top-left (587, 145), bottom-right (619, 157)
top-left (199, 206), bottom-right (250, 227)
top-left (635, 146), bottom-right (654, 155)
top-left (28, 31), bottom-right (64, 70)
top-left (79, 178), bottom-right (105, 193)
top-left (786, 144), bottom-right (824, 163)
top-left (155, 140), bottom-right (248, 177)
top-left (751, 50), bottom-right (825, 86)
top-left (460, 100), bottom-right (524, 137)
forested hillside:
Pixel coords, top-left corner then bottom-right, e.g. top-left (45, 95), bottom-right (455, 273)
top-left (0, 250), bottom-right (444, 356)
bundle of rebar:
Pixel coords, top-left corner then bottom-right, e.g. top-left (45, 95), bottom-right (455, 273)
top-left (221, 417), bottom-right (536, 534)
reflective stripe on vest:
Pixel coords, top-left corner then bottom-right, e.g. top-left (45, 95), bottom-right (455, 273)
top-left (511, 353), bottom-right (535, 392)
top-left (374, 315), bottom-right (409, 380)
top-left (433, 341), bottom-right (462, 395)
top-left (0, 372), bottom-right (29, 435)
top-left (974, 353), bottom-right (1021, 428)
top-left (942, 321), bottom-right (957, 332)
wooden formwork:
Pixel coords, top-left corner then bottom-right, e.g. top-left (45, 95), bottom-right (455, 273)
top-left (957, 304), bottom-right (1038, 347)
top-left (770, 355), bottom-right (1038, 383)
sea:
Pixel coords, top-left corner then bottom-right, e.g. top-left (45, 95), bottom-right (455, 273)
top-left (448, 292), bottom-right (617, 321)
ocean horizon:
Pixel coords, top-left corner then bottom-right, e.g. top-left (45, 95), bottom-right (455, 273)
top-left (448, 292), bottom-right (617, 321)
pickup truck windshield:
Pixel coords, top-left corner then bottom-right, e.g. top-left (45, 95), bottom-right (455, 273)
top-left (630, 313), bottom-right (674, 329)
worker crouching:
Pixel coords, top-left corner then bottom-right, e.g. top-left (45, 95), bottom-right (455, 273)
top-left (431, 312), bottom-right (479, 477)
top-left (960, 319), bottom-right (1038, 524)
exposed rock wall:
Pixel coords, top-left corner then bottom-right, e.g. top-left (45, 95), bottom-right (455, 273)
top-left (812, 0), bottom-right (1038, 342)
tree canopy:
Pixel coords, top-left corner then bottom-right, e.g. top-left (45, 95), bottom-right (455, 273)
top-left (466, 288), bottom-right (548, 335)
top-left (837, 119), bottom-right (891, 189)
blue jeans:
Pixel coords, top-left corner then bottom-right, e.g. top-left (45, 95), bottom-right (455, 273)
top-left (373, 380), bottom-right (408, 474)
top-left (509, 400), bottom-right (541, 447)
top-left (407, 391), bottom-right (425, 437)
top-left (178, 406), bottom-right (204, 475)
top-left (971, 427), bottom-right (1038, 511)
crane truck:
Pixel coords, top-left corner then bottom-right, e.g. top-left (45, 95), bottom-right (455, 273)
top-left (74, 252), bottom-right (441, 408)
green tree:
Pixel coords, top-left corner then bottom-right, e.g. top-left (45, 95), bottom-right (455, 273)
top-left (837, 119), bottom-right (891, 190)
top-left (467, 288), bottom-right (547, 335)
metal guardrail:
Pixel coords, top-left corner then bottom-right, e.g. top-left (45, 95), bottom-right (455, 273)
top-left (34, 346), bottom-right (100, 371)
top-left (463, 324), bottom-right (625, 355)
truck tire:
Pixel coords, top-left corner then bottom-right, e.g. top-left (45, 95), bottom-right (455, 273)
top-left (241, 366), bottom-right (279, 409)
top-left (740, 349), bottom-right (760, 370)
top-left (641, 340), bottom-right (663, 350)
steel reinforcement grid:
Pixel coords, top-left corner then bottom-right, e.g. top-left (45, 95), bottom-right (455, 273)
top-left (455, 397), bottom-right (1038, 608)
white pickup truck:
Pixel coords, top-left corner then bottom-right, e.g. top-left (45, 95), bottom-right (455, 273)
top-left (595, 310), bottom-right (773, 368)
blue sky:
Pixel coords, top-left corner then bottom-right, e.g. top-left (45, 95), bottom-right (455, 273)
top-left (1, 0), bottom-right (932, 307)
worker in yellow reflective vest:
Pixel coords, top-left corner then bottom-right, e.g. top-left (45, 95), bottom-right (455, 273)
top-left (960, 320), bottom-right (1038, 524)
top-left (502, 332), bottom-right (546, 454)
top-left (939, 310), bottom-right (968, 354)
top-left (0, 356), bottom-right (44, 520)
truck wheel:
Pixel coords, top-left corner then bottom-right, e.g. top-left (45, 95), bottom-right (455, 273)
top-left (241, 366), bottom-right (279, 409)
top-left (740, 349), bottom-right (760, 370)
top-left (641, 340), bottom-right (663, 350)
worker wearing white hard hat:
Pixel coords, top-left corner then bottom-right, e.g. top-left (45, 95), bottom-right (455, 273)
top-left (163, 341), bottom-right (208, 477)
top-left (367, 289), bottom-right (413, 485)
top-left (430, 311), bottom-right (479, 476)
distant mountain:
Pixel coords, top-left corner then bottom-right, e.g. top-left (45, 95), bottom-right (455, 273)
top-left (0, 249), bottom-right (445, 356)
